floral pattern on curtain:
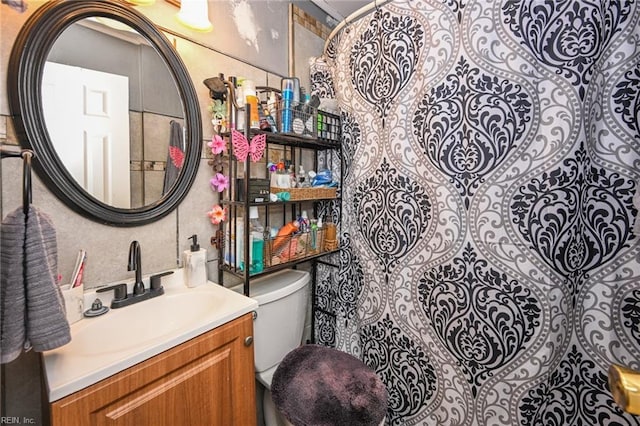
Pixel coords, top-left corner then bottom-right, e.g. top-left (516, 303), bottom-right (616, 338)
top-left (310, 0), bottom-right (640, 424)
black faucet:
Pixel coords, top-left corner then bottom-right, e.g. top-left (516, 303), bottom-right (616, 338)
top-left (128, 240), bottom-right (144, 295)
top-left (96, 242), bottom-right (172, 309)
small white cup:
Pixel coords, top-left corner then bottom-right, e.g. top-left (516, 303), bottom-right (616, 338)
top-left (60, 284), bottom-right (84, 324)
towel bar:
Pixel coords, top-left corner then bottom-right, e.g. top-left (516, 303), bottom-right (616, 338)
top-left (1, 147), bottom-right (34, 213)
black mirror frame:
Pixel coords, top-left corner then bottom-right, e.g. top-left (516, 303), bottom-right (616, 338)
top-left (8, 0), bottom-right (202, 226)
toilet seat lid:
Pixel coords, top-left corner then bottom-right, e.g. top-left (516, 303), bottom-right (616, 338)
top-left (256, 364), bottom-right (278, 388)
top-left (242, 269), bottom-right (309, 305)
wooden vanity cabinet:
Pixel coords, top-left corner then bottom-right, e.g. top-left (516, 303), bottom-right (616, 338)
top-left (49, 313), bottom-right (256, 426)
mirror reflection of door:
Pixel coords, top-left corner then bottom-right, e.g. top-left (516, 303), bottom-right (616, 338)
top-left (42, 61), bottom-right (131, 208)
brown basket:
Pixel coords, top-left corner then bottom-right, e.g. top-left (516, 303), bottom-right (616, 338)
top-left (271, 186), bottom-right (337, 201)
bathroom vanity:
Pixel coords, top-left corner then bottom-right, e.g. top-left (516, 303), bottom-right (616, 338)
top-left (43, 271), bottom-right (258, 426)
top-left (49, 313), bottom-right (255, 425)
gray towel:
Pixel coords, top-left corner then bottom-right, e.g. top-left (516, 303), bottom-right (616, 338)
top-left (162, 120), bottom-right (183, 195)
top-left (1, 206), bottom-right (70, 363)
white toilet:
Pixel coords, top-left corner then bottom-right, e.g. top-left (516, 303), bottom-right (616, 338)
top-left (233, 269), bottom-right (310, 426)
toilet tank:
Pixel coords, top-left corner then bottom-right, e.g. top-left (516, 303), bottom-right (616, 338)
top-left (233, 269), bottom-right (310, 373)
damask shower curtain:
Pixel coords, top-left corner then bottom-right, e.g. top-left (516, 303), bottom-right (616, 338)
top-left (311, 0), bottom-right (640, 424)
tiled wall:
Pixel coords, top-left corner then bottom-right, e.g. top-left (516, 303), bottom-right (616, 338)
top-left (293, 5), bottom-right (332, 39)
top-left (292, 4), bottom-right (327, 94)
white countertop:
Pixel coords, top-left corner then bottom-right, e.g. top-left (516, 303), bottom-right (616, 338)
top-left (43, 270), bottom-right (257, 402)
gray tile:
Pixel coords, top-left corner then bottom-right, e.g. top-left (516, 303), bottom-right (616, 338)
top-left (130, 111), bottom-right (143, 161)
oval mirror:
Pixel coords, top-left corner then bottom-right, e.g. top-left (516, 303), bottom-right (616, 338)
top-left (8, 0), bottom-right (202, 226)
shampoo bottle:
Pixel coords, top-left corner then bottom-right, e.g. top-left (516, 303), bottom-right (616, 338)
top-left (184, 234), bottom-right (207, 288)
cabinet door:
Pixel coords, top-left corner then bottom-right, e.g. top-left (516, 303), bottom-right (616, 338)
top-left (50, 313), bottom-right (256, 426)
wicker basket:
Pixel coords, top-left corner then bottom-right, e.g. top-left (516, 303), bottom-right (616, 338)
top-left (271, 186), bottom-right (337, 201)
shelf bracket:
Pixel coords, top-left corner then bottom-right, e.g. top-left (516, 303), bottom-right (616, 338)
top-left (211, 229), bottom-right (224, 249)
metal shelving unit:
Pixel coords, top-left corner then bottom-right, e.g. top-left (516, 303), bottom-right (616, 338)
top-left (215, 103), bottom-right (342, 343)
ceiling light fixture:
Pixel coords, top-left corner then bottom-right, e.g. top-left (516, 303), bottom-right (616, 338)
top-left (176, 0), bottom-right (213, 32)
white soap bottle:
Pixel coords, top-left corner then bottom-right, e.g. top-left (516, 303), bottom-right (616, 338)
top-left (184, 234), bottom-right (207, 288)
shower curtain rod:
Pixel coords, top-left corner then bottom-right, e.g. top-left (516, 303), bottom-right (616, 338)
top-left (323, 0), bottom-right (394, 53)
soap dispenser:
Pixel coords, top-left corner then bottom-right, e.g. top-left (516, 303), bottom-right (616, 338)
top-left (184, 234), bottom-right (207, 288)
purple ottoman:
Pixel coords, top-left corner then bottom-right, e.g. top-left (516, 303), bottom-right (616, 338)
top-left (271, 344), bottom-right (387, 426)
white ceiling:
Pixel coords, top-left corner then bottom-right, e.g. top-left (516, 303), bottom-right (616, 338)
top-left (311, 0), bottom-right (372, 22)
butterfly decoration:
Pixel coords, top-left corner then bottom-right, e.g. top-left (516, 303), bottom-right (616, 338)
top-left (231, 129), bottom-right (266, 163)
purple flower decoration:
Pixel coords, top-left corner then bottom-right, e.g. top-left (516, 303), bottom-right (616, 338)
top-left (210, 173), bottom-right (229, 192)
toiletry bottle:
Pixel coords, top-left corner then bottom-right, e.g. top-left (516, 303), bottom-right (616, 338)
top-left (276, 161), bottom-right (290, 188)
top-left (268, 91), bottom-right (278, 115)
top-left (235, 80), bottom-right (244, 131)
top-left (249, 207), bottom-right (264, 274)
top-left (310, 218), bottom-right (318, 250)
top-left (266, 91), bottom-right (279, 132)
top-left (302, 93), bottom-right (312, 136)
top-left (289, 164), bottom-right (297, 188)
top-left (184, 234), bottom-right (207, 288)
top-left (302, 93), bottom-right (312, 116)
top-left (258, 103), bottom-right (272, 132)
top-left (237, 219), bottom-right (245, 270)
top-left (292, 78), bottom-right (301, 105)
top-left (298, 165), bottom-right (309, 187)
top-left (281, 78), bottom-right (294, 133)
top-left (300, 210), bottom-right (310, 232)
top-left (243, 79), bottom-right (260, 129)
top-left (273, 220), bottom-right (300, 251)
top-left (291, 85), bottom-right (307, 134)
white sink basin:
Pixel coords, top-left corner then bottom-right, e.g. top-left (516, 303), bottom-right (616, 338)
top-left (73, 291), bottom-right (221, 356)
top-left (43, 270), bottom-right (257, 402)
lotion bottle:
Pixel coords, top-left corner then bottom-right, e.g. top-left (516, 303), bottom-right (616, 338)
top-left (184, 234), bottom-right (207, 288)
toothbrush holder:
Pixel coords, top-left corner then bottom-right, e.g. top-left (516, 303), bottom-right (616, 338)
top-left (60, 283), bottom-right (84, 324)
